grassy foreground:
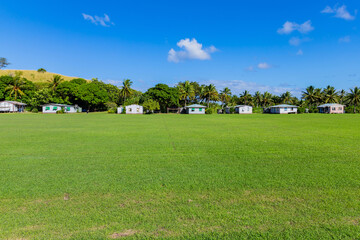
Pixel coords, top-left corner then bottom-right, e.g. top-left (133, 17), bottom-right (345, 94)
top-left (0, 114), bottom-right (359, 239)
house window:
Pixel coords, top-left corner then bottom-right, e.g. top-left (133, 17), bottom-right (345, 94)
top-left (284, 107), bottom-right (288, 111)
top-left (338, 107), bottom-right (342, 110)
top-left (45, 107), bottom-right (50, 111)
top-left (129, 108), bottom-right (132, 112)
top-left (53, 107), bottom-right (58, 110)
top-left (199, 108), bottom-right (202, 111)
top-left (192, 108), bottom-right (195, 112)
top-left (66, 107), bottom-right (70, 111)
top-left (291, 108), bottom-right (293, 110)
top-left (332, 107), bottom-right (336, 110)
top-left (137, 108), bottom-right (139, 112)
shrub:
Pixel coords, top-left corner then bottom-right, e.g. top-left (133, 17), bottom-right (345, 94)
top-left (297, 107), bottom-right (306, 114)
top-left (56, 109), bottom-right (65, 114)
top-left (31, 108), bottom-right (39, 113)
top-left (108, 109), bottom-right (116, 114)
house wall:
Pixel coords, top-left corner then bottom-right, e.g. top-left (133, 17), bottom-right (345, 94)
top-left (329, 106), bottom-right (344, 114)
top-left (0, 102), bottom-right (24, 112)
top-left (271, 107), bottom-right (297, 114)
top-left (117, 107), bottom-right (123, 114)
top-left (42, 105), bottom-right (78, 113)
top-left (126, 105), bottom-right (143, 114)
top-left (186, 107), bottom-right (205, 114)
top-left (235, 106), bottom-right (252, 114)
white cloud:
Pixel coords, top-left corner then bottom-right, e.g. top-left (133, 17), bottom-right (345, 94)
top-left (82, 13), bottom-right (114, 27)
top-left (245, 66), bottom-right (256, 72)
top-left (203, 79), bottom-right (302, 97)
top-left (321, 5), bottom-right (356, 20)
top-left (339, 36), bottom-right (351, 43)
top-left (296, 49), bottom-right (303, 55)
top-left (257, 62), bottom-right (271, 69)
top-left (168, 38), bottom-right (218, 63)
top-left (277, 20), bottom-right (314, 34)
top-left (289, 37), bottom-right (311, 46)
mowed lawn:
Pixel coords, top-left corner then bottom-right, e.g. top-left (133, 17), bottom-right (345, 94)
top-left (0, 114), bottom-right (359, 239)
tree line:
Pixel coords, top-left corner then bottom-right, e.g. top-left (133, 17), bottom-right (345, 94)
top-left (0, 60), bottom-right (359, 113)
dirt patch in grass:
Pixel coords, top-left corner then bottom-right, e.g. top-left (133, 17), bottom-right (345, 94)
top-left (110, 229), bottom-right (137, 238)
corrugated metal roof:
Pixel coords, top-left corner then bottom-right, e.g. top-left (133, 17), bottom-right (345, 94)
top-left (0, 101), bottom-right (27, 106)
top-left (235, 105), bottom-right (252, 107)
top-left (318, 103), bottom-right (345, 107)
top-left (271, 104), bottom-right (298, 108)
top-left (42, 103), bottom-right (74, 107)
top-left (186, 104), bottom-right (207, 108)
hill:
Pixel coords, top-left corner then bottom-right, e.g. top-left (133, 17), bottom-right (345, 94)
top-left (0, 69), bottom-right (86, 83)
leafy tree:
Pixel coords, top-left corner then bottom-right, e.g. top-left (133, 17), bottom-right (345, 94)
top-left (253, 91), bottom-right (262, 108)
top-left (220, 87), bottom-right (232, 108)
top-left (280, 91), bottom-right (293, 104)
top-left (5, 74), bottom-right (26, 100)
top-left (0, 57), bottom-right (10, 69)
top-left (37, 68), bottom-right (47, 73)
top-left (144, 84), bottom-right (179, 112)
top-left (322, 85), bottom-right (338, 103)
top-left (177, 80), bottom-right (195, 107)
top-left (48, 75), bottom-right (64, 92)
top-left (75, 81), bottom-right (109, 111)
top-left (120, 79), bottom-right (133, 104)
top-left (239, 90), bottom-right (252, 105)
top-left (143, 99), bottom-right (160, 113)
top-left (346, 87), bottom-right (360, 113)
top-left (203, 84), bottom-right (218, 107)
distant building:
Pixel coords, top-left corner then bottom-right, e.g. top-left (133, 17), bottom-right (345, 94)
top-left (125, 104), bottom-right (143, 114)
top-left (185, 104), bottom-right (206, 114)
top-left (270, 104), bottom-right (298, 114)
top-left (117, 106), bottom-right (124, 114)
top-left (226, 105), bottom-right (253, 114)
top-left (0, 101), bottom-right (26, 113)
top-left (42, 103), bottom-right (81, 113)
top-left (318, 103), bottom-right (345, 114)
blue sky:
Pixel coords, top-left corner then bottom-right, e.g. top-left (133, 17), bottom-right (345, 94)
top-left (0, 0), bottom-right (359, 96)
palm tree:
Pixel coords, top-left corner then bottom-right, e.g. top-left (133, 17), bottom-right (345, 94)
top-left (262, 92), bottom-right (273, 107)
top-left (314, 88), bottom-right (322, 106)
top-left (339, 89), bottom-right (346, 105)
top-left (220, 87), bottom-right (232, 108)
top-left (302, 85), bottom-right (317, 109)
top-left (120, 79), bottom-right (133, 104)
top-left (239, 90), bottom-right (252, 105)
top-left (203, 84), bottom-right (218, 107)
top-left (177, 81), bottom-right (195, 107)
top-left (346, 87), bottom-right (360, 113)
top-left (280, 91), bottom-right (293, 104)
top-left (48, 75), bottom-right (64, 92)
top-left (5, 77), bottom-right (26, 100)
top-left (253, 91), bottom-right (262, 108)
top-left (322, 85), bottom-right (338, 103)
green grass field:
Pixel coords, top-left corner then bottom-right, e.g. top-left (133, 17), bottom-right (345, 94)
top-left (0, 114), bottom-right (359, 239)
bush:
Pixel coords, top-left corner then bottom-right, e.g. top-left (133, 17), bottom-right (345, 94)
top-left (56, 109), bottom-right (65, 114)
top-left (297, 107), bottom-right (306, 114)
top-left (107, 109), bottom-right (116, 114)
top-left (31, 108), bottom-right (39, 113)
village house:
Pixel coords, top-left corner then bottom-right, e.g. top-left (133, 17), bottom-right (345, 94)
top-left (185, 104), bottom-right (206, 114)
top-left (42, 103), bottom-right (81, 113)
top-left (226, 105), bottom-right (253, 114)
top-left (117, 104), bottom-right (143, 114)
top-left (0, 101), bottom-right (27, 113)
top-left (270, 104), bottom-right (298, 114)
top-left (318, 103), bottom-right (345, 114)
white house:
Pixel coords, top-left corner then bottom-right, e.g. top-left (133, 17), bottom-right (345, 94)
top-left (42, 103), bottom-right (81, 113)
top-left (318, 103), bottom-right (345, 114)
top-left (125, 104), bottom-right (143, 114)
top-left (117, 106), bottom-right (124, 114)
top-left (0, 101), bottom-right (27, 113)
top-left (185, 104), bottom-right (206, 114)
top-left (270, 104), bottom-right (298, 114)
top-left (226, 105), bottom-right (252, 114)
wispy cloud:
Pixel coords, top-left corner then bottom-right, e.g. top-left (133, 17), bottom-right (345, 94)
top-left (257, 62), bottom-right (271, 69)
top-left (296, 49), bottom-right (303, 55)
top-left (168, 38), bottom-right (218, 63)
top-left (245, 66), bottom-right (256, 72)
top-left (82, 13), bottom-right (114, 27)
top-left (321, 5), bottom-right (356, 20)
top-left (339, 36), bottom-right (351, 43)
top-left (289, 37), bottom-right (311, 46)
top-left (277, 20), bottom-right (314, 34)
top-left (202, 79), bottom-right (302, 97)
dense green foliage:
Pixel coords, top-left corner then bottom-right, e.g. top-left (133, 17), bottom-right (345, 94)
top-left (0, 71), bottom-right (359, 113)
top-left (0, 114), bottom-right (359, 239)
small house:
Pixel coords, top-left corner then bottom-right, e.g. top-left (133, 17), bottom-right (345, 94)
top-left (117, 106), bottom-right (124, 114)
top-left (318, 103), bottom-right (345, 114)
top-left (125, 104), bottom-right (143, 114)
top-left (42, 103), bottom-right (81, 113)
top-left (226, 105), bottom-right (253, 114)
top-left (0, 101), bottom-right (26, 113)
top-left (270, 104), bottom-right (298, 114)
top-left (185, 104), bottom-right (206, 114)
